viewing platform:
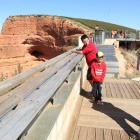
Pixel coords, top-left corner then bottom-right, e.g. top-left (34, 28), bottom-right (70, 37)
top-left (0, 44), bottom-right (139, 140)
top-left (73, 78), bottom-right (140, 140)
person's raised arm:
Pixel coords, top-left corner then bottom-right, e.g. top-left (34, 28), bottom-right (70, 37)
top-left (71, 50), bottom-right (83, 54)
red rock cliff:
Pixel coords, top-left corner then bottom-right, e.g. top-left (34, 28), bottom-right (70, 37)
top-left (0, 15), bottom-right (91, 80)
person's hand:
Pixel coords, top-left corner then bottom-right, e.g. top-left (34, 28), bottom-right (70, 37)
top-left (71, 50), bottom-right (75, 53)
top-left (76, 49), bottom-right (82, 51)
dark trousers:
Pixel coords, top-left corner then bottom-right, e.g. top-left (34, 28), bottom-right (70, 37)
top-left (87, 67), bottom-right (92, 80)
top-left (93, 82), bottom-right (103, 101)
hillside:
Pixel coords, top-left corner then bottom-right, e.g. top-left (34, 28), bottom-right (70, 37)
top-left (63, 16), bottom-right (136, 34)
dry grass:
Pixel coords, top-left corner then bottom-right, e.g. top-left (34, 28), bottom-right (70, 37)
top-left (119, 48), bottom-right (138, 68)
top-left (118, 48), bottom-right (140, 78)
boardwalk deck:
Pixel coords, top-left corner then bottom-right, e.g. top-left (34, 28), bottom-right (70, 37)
top-left (73, 78), bottom-right (140, 140)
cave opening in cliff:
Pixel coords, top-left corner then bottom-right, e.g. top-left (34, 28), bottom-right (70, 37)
top-left (31, 51), bottom-right (44, 57)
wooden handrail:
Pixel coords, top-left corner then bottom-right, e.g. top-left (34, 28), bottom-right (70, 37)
top-left (0, 53), bottom-right (77, 119)
top-left (0, 47), bottom-right (80, 95)
top-left (0, 54), bottom-right (84, 140)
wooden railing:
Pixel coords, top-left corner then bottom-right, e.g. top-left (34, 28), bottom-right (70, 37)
top-left (0, 47), bottom-right (86, 140)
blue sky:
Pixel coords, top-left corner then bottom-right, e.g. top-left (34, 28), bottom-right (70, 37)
top-left (0, 0), bottom-right (140, 33)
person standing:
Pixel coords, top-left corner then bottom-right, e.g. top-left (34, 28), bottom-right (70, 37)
top-left (111, 30), bottom-right (114, 38)
top-left (91, 51), bottom-right (106, 105)
top-left (114, 30), bottom-right (117, 38)
top-left (95, 25), bottom-right (99, 31)
top-left (124, 31), bottom-right (126, 38)
top-left (95, 25), bottom-right (100, 42)
top-left (72, 34), bottom-right (97, 88)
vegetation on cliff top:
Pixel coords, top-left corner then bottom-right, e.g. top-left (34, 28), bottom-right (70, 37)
top-left (64, 17), bottom-right (136, 34)
top-left (8, 15), bottom-right (136, 32)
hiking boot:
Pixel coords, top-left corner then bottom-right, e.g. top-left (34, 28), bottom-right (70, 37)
top-left (91, 97), bottom-right (96, 103)
top-left (97, 100), bottom-right (102, 105)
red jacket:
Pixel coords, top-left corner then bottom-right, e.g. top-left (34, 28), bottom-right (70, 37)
top-left (82, 41), bottom-right (97, 67)
top-left (91, 61), bottom-right (106, 82)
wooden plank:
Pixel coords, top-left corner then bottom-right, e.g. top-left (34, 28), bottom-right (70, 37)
top-left (104, 78), bottom-right (130, 83)
top-left (132, 80), bottom-right (140, 89)
top-left (128, 83), bottom-right (140, 99)
top-left (103, 83), bottom-right (107, 97)
top-left (129, 81), bottom-right (140, 99)
top-left (104, 129), bottom-right (113, 140)
top-left (117, 83), bottom-right (127, 98)
top-left (105, 82), bottom-right (112, 97)
top-left (111, 82), bottom-right (118, 98)
top-left (119, 83), bottom-right (127, 99)
top-left (130, 81), bottom-right (140, 94)
top-left (96, 128), bottom-right (104, 140)
top-left (109, 83), bottom-right (117, 98)
top-left (119, 130), bottom-right (130, 140)
top-left (0, 47), bottom-right (79, 95)
top-left (112, 129), bottom-right (121, 140)
top-left (78, 127), bottom-right (88, 140)
top-left (113, 83), bottom-right (122, 98)
top-left (73, 126), bottom-right (81, 140)
top-left (124, 83), bottom-right (137, 99)
top-left (87, 127), bottom-right (96, 140)
top-left (0, 54), bottom-right (77, 119)
top-left (0, 54), bottom-right (83, 140)
top-left (121, 83), bottom-right (132, 99)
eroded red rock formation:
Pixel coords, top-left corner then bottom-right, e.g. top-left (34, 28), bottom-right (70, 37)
top-left (0, 15), bottom-right (91, 79)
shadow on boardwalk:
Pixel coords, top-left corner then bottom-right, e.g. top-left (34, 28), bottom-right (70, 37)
top-left (81, 89), bottom-right (140, 136)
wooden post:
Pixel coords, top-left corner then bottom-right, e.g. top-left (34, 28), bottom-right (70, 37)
top-left (137, 52), bottom-right (140, 71)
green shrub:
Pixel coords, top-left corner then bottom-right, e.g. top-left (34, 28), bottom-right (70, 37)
top-left (114, 74), bottom-right (118, 79)
top-left (17, 64), bottom-right (23, 74)
top-left (10, 19), bottom-right (16, 22)
top-left (62, 19), bottom-right (66, 23)
top-left (37, 15), bottom-right (42, 17)
top-left (0, 73), bottom-right (8, 81)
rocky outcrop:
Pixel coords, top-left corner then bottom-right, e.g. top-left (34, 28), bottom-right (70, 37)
top-left (0, 15), bottom-right (91, 79)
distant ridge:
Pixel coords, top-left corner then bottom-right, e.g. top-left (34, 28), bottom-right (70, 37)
top-left (61, 16), bottom-right (136, 33)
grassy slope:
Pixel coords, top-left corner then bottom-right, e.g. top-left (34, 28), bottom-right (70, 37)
top-left (63, 17), bottom-right (136, 34)
top-left (8, 15), bottom-right (136, 34)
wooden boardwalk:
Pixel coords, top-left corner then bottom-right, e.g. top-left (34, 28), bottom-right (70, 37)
top-left (73, 78), bottom-right (140, 140)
